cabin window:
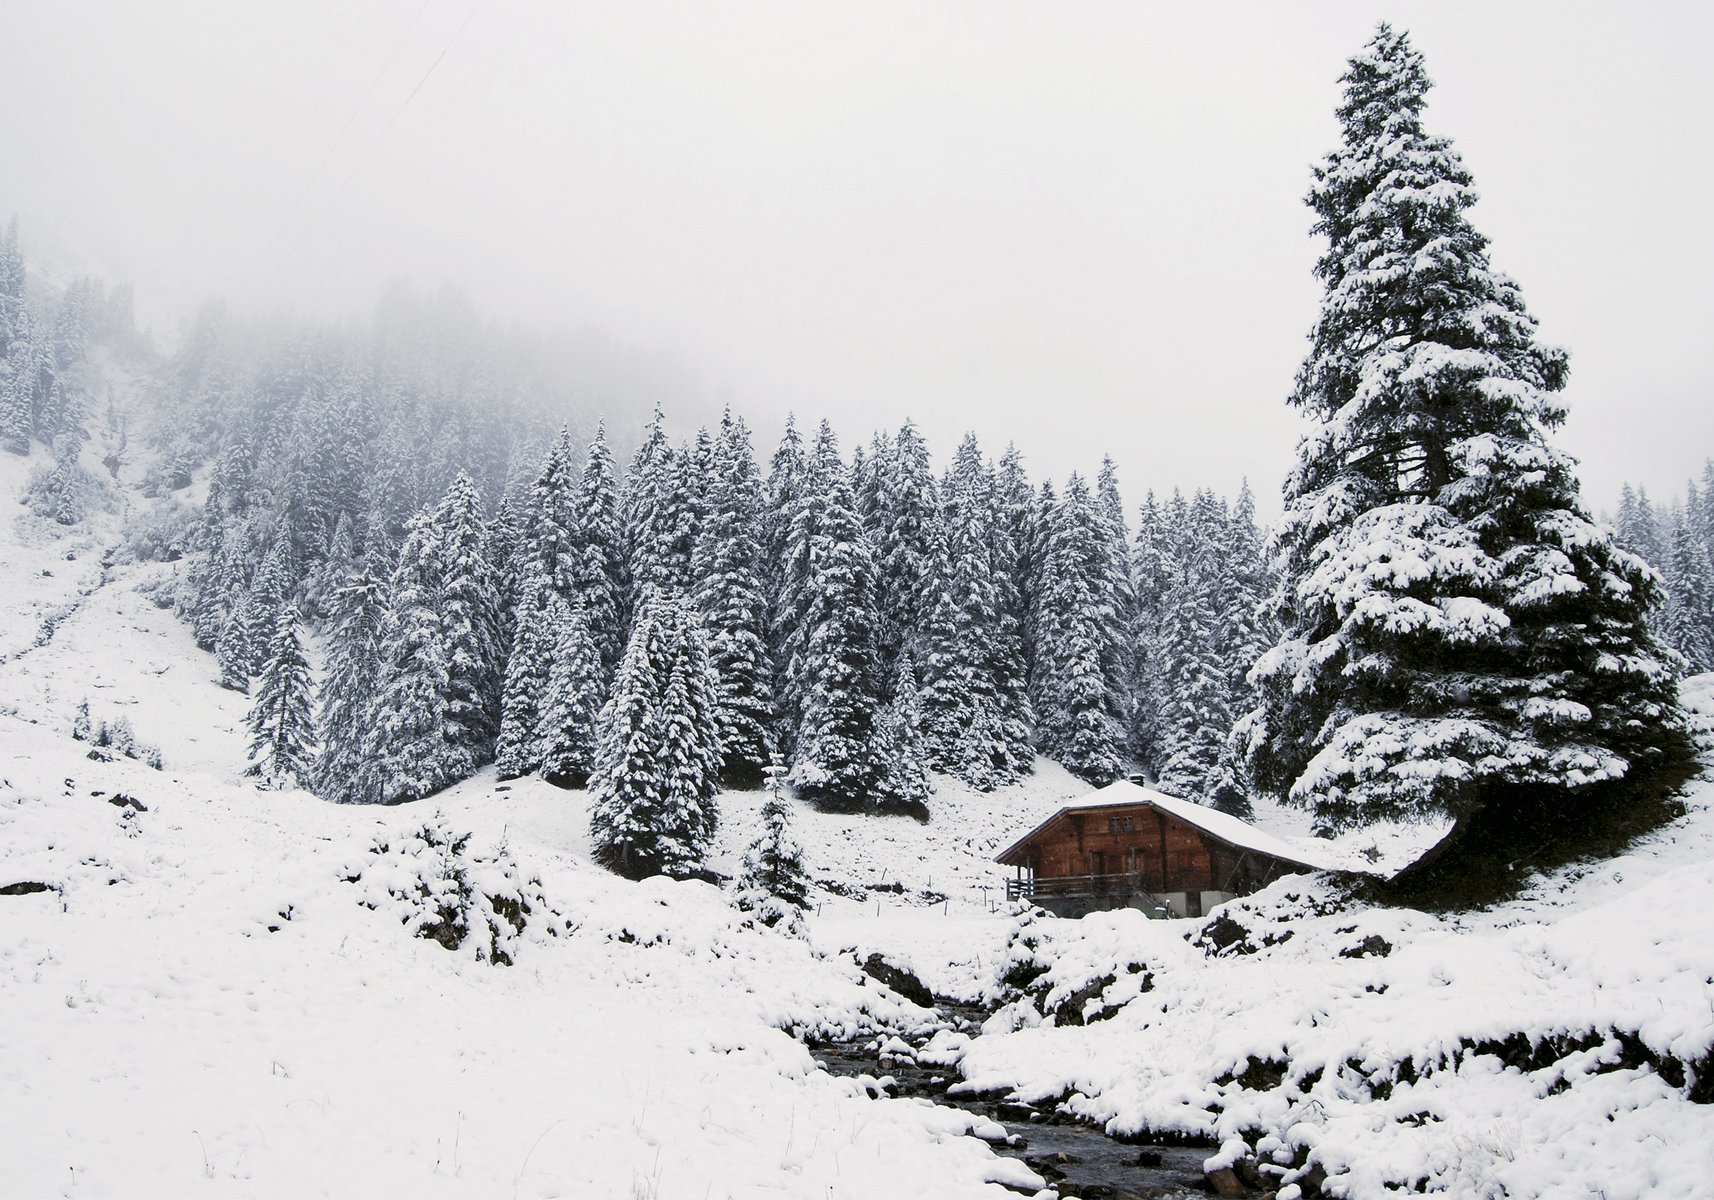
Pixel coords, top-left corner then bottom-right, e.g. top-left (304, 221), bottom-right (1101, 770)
top-left (1106, 817), bottom-right (1134, 833)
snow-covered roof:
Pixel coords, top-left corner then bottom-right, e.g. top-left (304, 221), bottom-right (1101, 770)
top-left (996, 780), bottom-right (1341, 873)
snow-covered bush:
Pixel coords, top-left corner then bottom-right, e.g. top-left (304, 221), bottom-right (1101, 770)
top-left (343, 819), bottom-right (572, 966)
top-left (119, 497), bottom-right (196, 563)
top-left (987, 907), bottom-right (1162, 1028)
top-left (987, 906), bottom-right (1053, 1007)
top-left (1188, 881), bottom-right (1352, 959)
top-left (70, 699), bottom-right (163, 769)
top-left (22, 436), bottom-right (99, 525)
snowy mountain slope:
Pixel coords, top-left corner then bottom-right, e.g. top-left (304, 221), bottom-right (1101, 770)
top-left (0, 387), bottom-right (1061, 1198)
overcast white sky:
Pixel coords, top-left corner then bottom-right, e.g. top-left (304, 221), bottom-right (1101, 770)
top-left (2, 1), bottom-right (1709, 515)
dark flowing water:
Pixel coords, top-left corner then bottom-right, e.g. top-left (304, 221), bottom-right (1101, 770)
top-left (809, 1005), bottom-right (1220, 1200)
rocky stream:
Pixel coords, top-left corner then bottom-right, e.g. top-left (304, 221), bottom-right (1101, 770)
top-left (809, 1001), bottom-right (1238, 1200)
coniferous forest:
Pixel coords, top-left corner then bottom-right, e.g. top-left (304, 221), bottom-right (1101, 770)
top-left (143, 304), bottom-right (1281, 876)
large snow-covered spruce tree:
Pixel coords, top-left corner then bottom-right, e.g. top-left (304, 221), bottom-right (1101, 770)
top-left (588, 593), bottom-right (723, 879)
top-left (1033, 474), bottom-right (1129, 785)
top-left (370, 474), bottom-right (503, 804)
top-left (435, 472), bottom-right (505, 766)
top-left (314, 564), bottom-right (387, 804)
top-left (783, 435), bottom-right (891, 811)
top-left (1240, 26), bottom-right (1688, 835)
top-left (246, 606), bottom-right (316, 789)
top-left (691, 410), bottom-right (776, 786)
top-left (570, 425), bottom-right (627, 672)
top-left (493, 574), bottom-right (556, 779)
top-left (370, 508), bottom-right (453, 802)
top-left (917, 434), bottom-right (1033, 791)
top-left (535, 595), bottom-right (606, 788)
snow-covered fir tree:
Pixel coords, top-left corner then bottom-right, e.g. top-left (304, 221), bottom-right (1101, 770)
top-left (1659, 512), bottom-right (1714, 674)
top-left (588, 593), bottom-right (723, 878)
top-left (1153, 494), bottom-right (1245, 809)
top-left (370, 506), bottom-right (453, 803)
top-left (783, 438), bottom-right (891, 811)
top-left (1032, 473), bottom-right (1128, 785)
top-left (1239, 25), bottom-right (1688, 833)
top-left (994, 445), bottom-right (1039, 685)
top-left (569, 424), bottom-right (627, 671)
top-left (215, 606), bottom-right (254, 692)
top-left (434, 472), bottom-right (504, 772)
top-left (1611, 468), bottom-right (1714, 677)
top-left (691, 410), bottom-right (776, 786)
top-left (215, 530), bottom-right (291, 692)
top-left (305, 511), bottom-right (356, 621)
top-left (535, 595), bottom-right (606, 788)
top-left (772, 420), bottom-right (848, 755)
top-left (246, 605), bottom-right (316, 789)
top-left (1614, 485), bottom-right (1665, 571)
top-left (370, 471), bottom-right (507, 804)
top-left (519, 427), bottom-right (581, 600)
top-left (623, 407), bottom-right (692, 609)
top-left (880, 652), bottom-right (934, 811)
top-left (244, 533), bottom-right (296, 639)
top-left (313, 564), bottom-right (386, 804)
top-left (484, 489), bottom-right (525, 652)
top-left (654, 599), bottom-right (725, 846)
top-left (866, 419), bottom-right (939, 679)
top-left (32, 434), bottom-right (88, 525)
top-left (1094, 456), bottom-right (1139, 730)
top-left (493, 575), bottom-right (556, 779)
top-left (735, 763), bottom-right (812, 930)
top-left (1126, 489), bottom-right (1172, 771)
top-left (762, 416), bottom-right (809, 743)
top-left (917, 434), bottom-right (1033, 790)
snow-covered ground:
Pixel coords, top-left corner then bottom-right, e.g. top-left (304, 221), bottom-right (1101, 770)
top-left (4, 373), bottom-right (1712, 1198)
top-left (0, 382), bottom-right (1054, 1199)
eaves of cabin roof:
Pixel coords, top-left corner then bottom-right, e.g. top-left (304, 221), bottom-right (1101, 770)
top-left (994, 779), bottom-right (1336, 873)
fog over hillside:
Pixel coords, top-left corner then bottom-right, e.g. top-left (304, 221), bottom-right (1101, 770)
top-left (3, 1), bottom-right (1711, 510)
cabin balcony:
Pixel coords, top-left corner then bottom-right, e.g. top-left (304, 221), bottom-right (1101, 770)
top-left (1004, 872), bottom-right (1231, 920)
top-left (1004, 871), bottom-right (1152, 902)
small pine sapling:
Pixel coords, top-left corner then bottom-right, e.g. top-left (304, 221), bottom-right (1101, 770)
top-left (736, 759), bottom-right (812, 931)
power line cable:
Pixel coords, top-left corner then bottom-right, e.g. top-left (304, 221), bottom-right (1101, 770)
top-left (252, 0), bottom-right (488, 299)
top-left (240, 0), bottom-right (435, 293)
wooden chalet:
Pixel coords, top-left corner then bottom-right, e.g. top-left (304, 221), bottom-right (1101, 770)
top-left (996, 780), bottom-right (1332, 918)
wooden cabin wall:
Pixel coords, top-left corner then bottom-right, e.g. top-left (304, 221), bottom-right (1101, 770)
top-left (1024, 809), bottom-right (1222, 895)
